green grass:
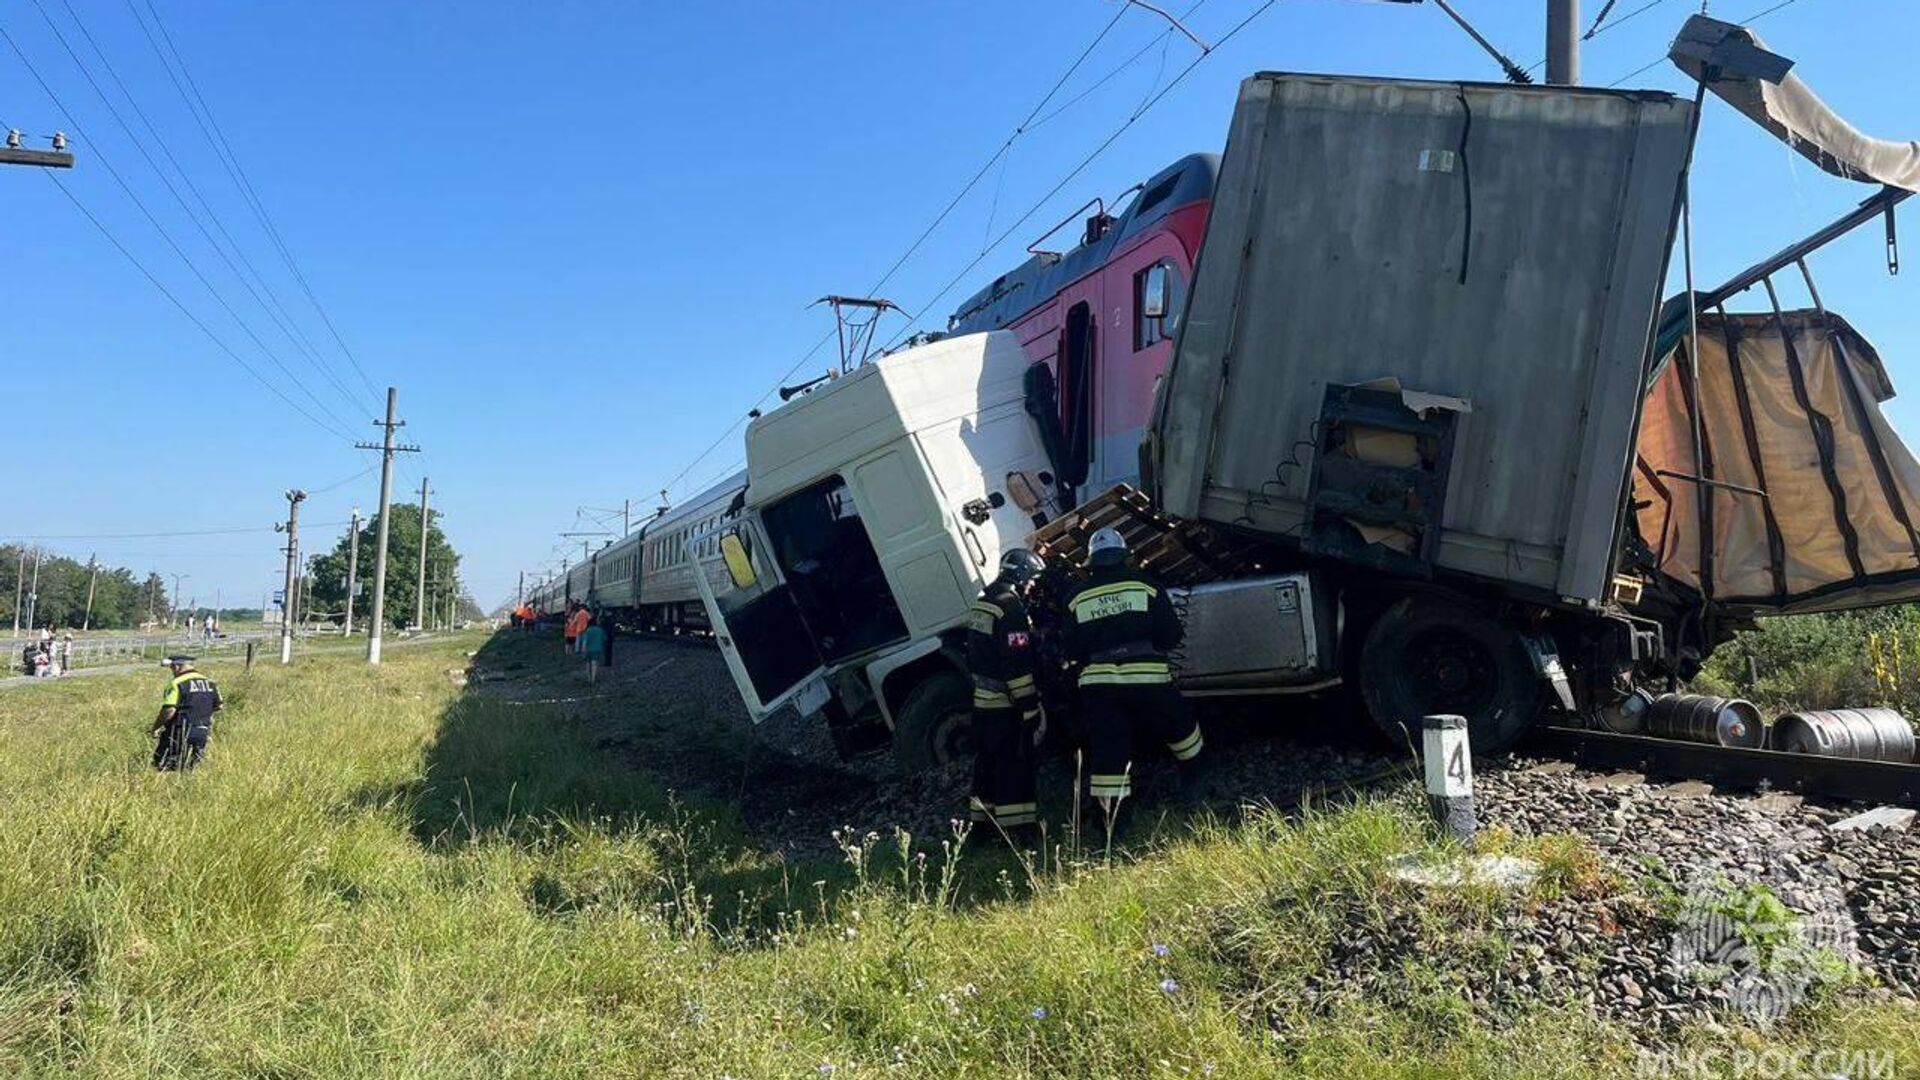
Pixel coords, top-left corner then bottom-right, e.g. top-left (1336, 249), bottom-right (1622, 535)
top-left (1, 632), bottom-right (1915, 1077)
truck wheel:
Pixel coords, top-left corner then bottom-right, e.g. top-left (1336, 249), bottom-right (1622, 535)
top-left (1358, 596), bottom-right (1539, 754)
top-left (892, 670), bottom-right (973, 773)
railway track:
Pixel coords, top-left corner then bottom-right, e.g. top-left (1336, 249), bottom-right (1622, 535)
top-left (591, 628), bottom-right (1920, 809)
top-left (1528, 725), bottom-right (1920, 808)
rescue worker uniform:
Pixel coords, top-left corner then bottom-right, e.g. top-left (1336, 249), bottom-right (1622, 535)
top-left (1066, 544), bottom-right (1202, 804)
top-left (565, 606), bottom-right (589, 653)
top-left (153, 658), bottom-right (221, 772)
top-left (966, 574), bottom-right (1042, 832)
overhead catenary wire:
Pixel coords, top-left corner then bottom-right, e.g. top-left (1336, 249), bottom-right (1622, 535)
top-left (29, 166), bottom-right (358, 440)
top-left (129, 0), bottom-right (385, 407)
top-left (882, 0), bottom-right (1282, 349)
top-left (41, 0), bottom-right (374, 423)
top-left (1583, 0), bottom-right (1671, 40)
top-left (0, 22), bottom-right (361, 441)
top-left (1026, 0), bottom-right (1211, 132)
top-left (1605, 0), bottom-right (1811, 87)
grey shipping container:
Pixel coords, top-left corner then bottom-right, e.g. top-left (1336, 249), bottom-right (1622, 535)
top-left (1154, 73), bottom-right (1695, 607)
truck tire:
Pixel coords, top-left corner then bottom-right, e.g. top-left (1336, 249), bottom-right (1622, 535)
top-left (892, 670), bottom-right (973, 773)
top-left (1357, 596), bottom-right (1539, 754)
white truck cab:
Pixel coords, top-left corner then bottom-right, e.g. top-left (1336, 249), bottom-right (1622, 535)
top-left (696, 331), bottom-right (1063, 766)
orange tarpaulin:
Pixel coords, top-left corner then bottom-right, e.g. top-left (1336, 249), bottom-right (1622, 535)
top-left (1635, 309), bottom-right (1920, 613)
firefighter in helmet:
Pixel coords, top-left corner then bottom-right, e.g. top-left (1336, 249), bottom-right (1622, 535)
top-left (965, 547), bottom-right (1049, 837)
top-left (1065, 527), bottom-right (1202, 821)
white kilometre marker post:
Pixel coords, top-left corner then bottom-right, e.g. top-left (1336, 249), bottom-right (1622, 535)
top-left (1423, 714), bottom-right (1475, 846)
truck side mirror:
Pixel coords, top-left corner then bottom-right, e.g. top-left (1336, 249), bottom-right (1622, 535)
top-left (1141, 263), bottom-right (1169, 319)
top-left (720, 532), bottom-right (756, 589)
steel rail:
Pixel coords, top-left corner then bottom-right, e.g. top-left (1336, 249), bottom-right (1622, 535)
top-left (1529, 725), bottom-right (1920, 807)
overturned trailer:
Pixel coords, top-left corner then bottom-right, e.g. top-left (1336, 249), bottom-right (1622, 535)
top-left (1141, 17), bottom-right (1920, 750)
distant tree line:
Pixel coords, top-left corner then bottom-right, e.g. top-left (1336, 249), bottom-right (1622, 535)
top-left (306, 503), bottom-right (481, 629)
top-left (0, 545), bottom-right (172, 631)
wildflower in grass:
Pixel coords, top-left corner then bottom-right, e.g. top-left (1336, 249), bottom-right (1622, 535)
top-left (1030, 1006), bottom-right (1048, 1020)
top-left (961, 983), bottom-right (978, 996)
top-left (843, 926), bottom-right (858, 941)
top-left (1151, 942), bottom-right (1170, 957)
top-left (818, 1063), bottom-right (835, 1075)
top-left (1159, 977), bottom-right (1180, 995)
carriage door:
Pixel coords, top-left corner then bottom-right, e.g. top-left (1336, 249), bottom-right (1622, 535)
top-left (1055, 287), bottom-right (1099, 503)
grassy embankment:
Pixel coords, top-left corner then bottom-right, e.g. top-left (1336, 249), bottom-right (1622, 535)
top-left (2, 630), bottom-right (1916, 1077)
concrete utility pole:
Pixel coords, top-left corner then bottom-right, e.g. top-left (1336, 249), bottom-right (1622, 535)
top-left (413, 477), bottom-right (431, 631)
top-left (624, 498), bottom-right (632, 537)
top-left (10, 548), bottom-right (22, 638)
top-left (276, 489), bottom-right (306, 665)
top-left (344, 509), bottom-right (361, 635)
top-left (25, 550), bottom-right (41, 632)
top-left (170, 574), bottom-right (188, 631)
top-left (1546, 0), bottom-right (1579, 85)
top-left (82, 554), bottom-right (98, 631)
top-left (356, 387), bottom-right (420, 665)
top-left (517, 570), bottom-right (525, 608)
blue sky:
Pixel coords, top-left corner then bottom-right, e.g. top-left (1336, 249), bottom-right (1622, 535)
top-left (2, 0), bottom-right (1913, 609)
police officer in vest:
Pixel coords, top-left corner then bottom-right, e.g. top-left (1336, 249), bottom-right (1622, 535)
top-left (152, 655), bottom-right (222, 771)
top-left (966, 548), bottom-right (1048, 838)
top-left (1065, 527), bottom-right (1202, 819)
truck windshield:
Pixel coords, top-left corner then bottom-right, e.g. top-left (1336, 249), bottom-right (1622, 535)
top-left (760, 475), bottom-right (907, 663)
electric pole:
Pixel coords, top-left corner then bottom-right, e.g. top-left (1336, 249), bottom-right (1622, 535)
top-left (25, 550), bottom-right (41, 633)
top-left (1, 129), bottom-right (73, 169)
top-left (10, 548), bottom-right (22, 638)
top-left (344, 509), bottom-right (361, 635)
top-left (1546, 0), bottom-right (1578, 85)
top-left (355, 387), bottom-right (420, 665)
top-left (624, 498), bottom-right (632, 537)
top-left (517, 570), bottom-right (525, 608)
top-left (414, 477), bottom-right (431, 631)
top-left (276, 490), bottom-right (306, 665)
top-left (82, 554), bottom-right (98, 631)
top-left (169, 573), bottom-right (188, 633)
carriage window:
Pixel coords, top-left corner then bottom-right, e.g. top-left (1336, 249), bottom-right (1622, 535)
top-left (1134, 260), bottom-right (1184, 351)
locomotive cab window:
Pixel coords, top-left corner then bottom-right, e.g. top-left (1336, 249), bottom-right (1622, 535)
top-left (1133, 260), bottom-right (1184, 351)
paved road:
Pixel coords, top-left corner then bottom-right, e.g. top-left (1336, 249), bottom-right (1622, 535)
top-left (0, 632), bottom-right (448, 690)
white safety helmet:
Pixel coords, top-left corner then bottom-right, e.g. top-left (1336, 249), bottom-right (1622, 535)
top-left (1087, 527), bottom-right (1128, 558)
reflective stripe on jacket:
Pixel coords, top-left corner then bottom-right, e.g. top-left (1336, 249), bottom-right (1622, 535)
top-left (1066, 559), bottom-right (1183, 688)
top-left (966, 581), bottom-right (1038, 716)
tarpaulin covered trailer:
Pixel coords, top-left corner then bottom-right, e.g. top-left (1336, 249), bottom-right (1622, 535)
top-left (1154, 72), bottom-right (1696, 608)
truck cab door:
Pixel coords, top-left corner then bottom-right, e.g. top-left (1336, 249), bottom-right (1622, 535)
top-left (693, 515), bottom-right (829, 722)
